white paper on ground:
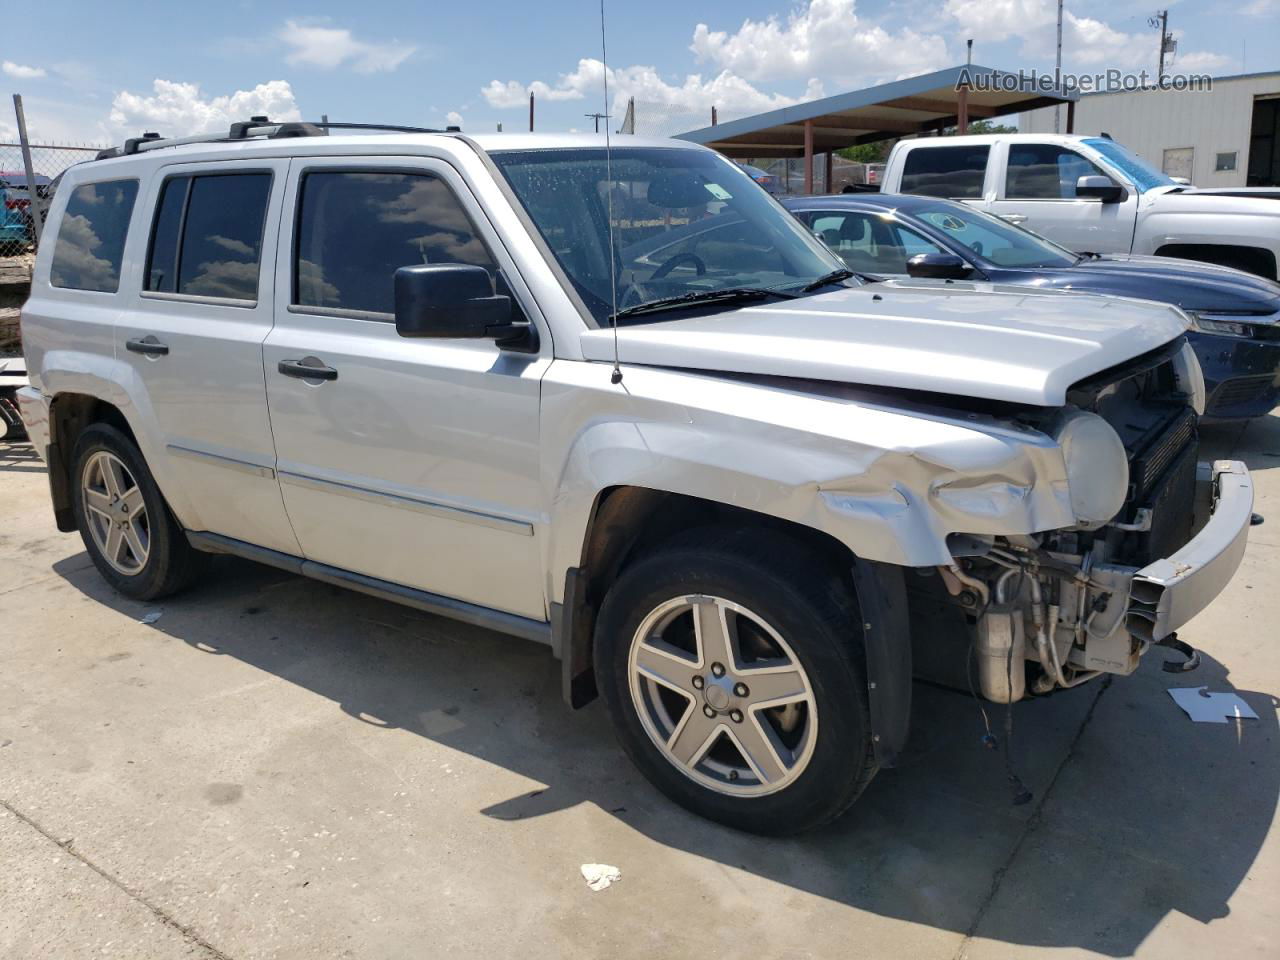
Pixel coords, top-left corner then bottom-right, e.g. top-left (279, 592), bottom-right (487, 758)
top-left (1168, 687), bottom-right (1259, 724)
top-left (580, 863), bottom-right (622, 891)
top-left (139, 611), bottom-right (162, 624)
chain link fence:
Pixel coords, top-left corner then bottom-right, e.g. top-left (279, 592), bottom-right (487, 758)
top-left (1, 140), bottom-right (105, 259)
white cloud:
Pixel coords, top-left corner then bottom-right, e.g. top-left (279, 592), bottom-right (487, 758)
top-left (279, 19), bottom-right (415, 73)
top-left (3, 61), bottom-right (47, 80)
top-left (945, 0), bottom-right (1230, 73)
top-left (446, 110), bottom-right (464, 127)
top-left (483, 58), bottom-right (822, 120)
top-left (690, 0), bottom-right (948, 85)
top-left (1240, 0), bottom-right (1277, 14)
top-left (107, 80), bottom-right (301, 138)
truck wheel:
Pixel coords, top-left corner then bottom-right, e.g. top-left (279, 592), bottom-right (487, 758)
top-left (70, 423), bottom-right (206, 600)
top-left (594, 531), bottom-right (877, 834)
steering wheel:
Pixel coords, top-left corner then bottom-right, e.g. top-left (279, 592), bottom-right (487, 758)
top-left (650, 251), bottom-right (707, 280)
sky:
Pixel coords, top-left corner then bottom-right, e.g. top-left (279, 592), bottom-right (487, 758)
top-left (2, 0), bottom-right (1278, 146)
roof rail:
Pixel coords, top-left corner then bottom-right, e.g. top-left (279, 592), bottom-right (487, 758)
top-left (94, 117), bottom-right (456, 161)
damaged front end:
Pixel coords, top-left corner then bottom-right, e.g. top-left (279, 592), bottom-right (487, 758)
top-left (916, 341), bottom-right (1254, 702)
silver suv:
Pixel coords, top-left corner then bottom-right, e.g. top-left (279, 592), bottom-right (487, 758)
top-left (16, 120), bottom-right (1254, 834)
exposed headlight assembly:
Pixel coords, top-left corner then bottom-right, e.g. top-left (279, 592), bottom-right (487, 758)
top-left (1189, 312), bottom-right (1254, 338)
top-left (1171, 339), bottom-right (1206, 416)
top-left (1055, 409), bottom-right (1128, 528)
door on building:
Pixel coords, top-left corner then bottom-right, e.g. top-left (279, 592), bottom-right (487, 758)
top-left (1248, 95), bottom-right (1280, 187)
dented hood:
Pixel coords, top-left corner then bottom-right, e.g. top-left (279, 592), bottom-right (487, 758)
top-left (579, 283), bottom-right (1190, 407)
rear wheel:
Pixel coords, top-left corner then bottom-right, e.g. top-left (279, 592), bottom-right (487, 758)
top-left (594, 532), bottom-right (877, 834)
top-left (70, 423), bottom-right (206, 600)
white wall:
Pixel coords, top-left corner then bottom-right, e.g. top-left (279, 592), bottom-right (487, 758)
top-left (1020, 72), bottom-right (1280, 187)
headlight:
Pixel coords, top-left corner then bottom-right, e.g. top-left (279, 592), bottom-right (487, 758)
top-left (1189, 312), bottom-right (1254, 338)
top-left (1055, 409), bottom-right (1128, 528)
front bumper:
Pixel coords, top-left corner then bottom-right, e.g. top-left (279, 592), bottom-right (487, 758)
top-left (1126, 460), bottom-right (1253, 643)
top-left (1190, 332), bottom-right (1280, 420)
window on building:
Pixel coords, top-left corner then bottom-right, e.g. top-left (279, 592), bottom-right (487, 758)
top-left (293, 172), bottom-right (495, 316)
top-left (50, 180), bottom-right (139, 292)
top-left (1215, 151), bottom-right (1238, 172)
top-left (899, 146), bottom-right (990, 199)
top-left (145, 172), bottom-right (272, 300)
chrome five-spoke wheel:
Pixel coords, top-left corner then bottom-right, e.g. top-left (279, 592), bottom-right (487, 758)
top-left (628, 594), bottom-right (818, 797)
top-left (81, 450), bottom-right (150, 575)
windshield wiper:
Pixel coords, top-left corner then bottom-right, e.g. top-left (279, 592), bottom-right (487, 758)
top-left (611, 286), bottom-right (797, 321)
top-left (799, 268), bottom-right (860, 291)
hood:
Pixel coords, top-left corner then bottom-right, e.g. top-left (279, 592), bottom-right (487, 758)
top-left (1147, 188), bottom-right (1280, 217)
top-left (580, 283), bottom-right (1190, 407)
top-left (1000, 254), bottom-right (1280, 316)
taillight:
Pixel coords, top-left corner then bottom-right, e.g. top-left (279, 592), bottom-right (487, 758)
top-left (4, 197), bottom-right (30, 210)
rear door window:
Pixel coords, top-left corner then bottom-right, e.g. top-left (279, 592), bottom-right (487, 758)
top-left (145, 172), bottom-right (272, 300)
top-left (50, 180), bottom-right (139, 292)
top-left (292, 171), bottom-right (495, 317)
top-left (899, 146), bottom-right (990, 199)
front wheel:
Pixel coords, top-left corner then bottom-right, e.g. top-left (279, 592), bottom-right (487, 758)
top-left (594, 532), bottom-right (877, 834)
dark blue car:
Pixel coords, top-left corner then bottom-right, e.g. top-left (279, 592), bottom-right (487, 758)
top-left (782, 193), bottom-right (1280, 421)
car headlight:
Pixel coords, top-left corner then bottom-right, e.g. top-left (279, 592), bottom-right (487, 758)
top-left (1189, 312), bottom-right (1255, 338)
top-left (1055, 409), bottom-right (1128, 528)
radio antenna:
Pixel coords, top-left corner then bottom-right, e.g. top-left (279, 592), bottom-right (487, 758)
top-left (600, 0), bottom-right (623, 385)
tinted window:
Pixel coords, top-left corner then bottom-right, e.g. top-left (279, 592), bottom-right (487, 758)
top-left (911, 202), bottom-right (1076, 268)
top-left (807, 211), bottom-right (941, 274)
top-left (294, 172), bottom-right (495, 316)
top-left (899, 146), bottom-right (990, 199)
top-left (50, 180), bottom-right (138, 292)
top-left (1005, 145), bottom-right (1106, 199)
top-left (176, 174), bottom-right (271, 299)
top-left (145, 176), bottom-right (188, 293)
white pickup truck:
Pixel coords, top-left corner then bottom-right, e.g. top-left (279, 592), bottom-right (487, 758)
top-left (881, 133), bottom-right (1280, 280)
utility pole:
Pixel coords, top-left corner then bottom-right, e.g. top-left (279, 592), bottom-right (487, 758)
top-left (529, 92), bottom-right (535, 132)
top-left (1148, 10), bottom-right (1175, 82)
top-left (584, 112), bottom-right (609, 133)
top-left (1053, 0), bottom-right (1063, 133)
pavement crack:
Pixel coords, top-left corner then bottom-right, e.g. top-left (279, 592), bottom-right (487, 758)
top-left (951, 677), bottom-right (1112, 960)
top-left (0, 796), bottom-right (236, 960)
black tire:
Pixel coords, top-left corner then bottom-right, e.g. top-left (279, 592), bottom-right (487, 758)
top-left (594, 530), bottom-right (877, 835)
top-left (70, 423), bottom-right (207, 600)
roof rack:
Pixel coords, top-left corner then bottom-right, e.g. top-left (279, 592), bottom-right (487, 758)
top-left (94, 117), bottom-right (462, 161)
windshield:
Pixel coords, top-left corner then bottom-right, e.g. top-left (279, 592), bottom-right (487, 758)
top-left (490, 147), bottom-right (845, 324)
top-left (1083, 138), bottom-right (1176, 194)
top-left (908, 200), bottom-right (1078, 268)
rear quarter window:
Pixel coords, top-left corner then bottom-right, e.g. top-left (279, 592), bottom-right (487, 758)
top-left (899, 145), bottom-right (990, 199)
top-left (50, 179), bottom-right (139, 292)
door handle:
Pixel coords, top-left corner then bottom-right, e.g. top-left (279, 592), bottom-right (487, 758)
top-left (999, 213), bottom-right (1028, 224)
top-left (126, 336), bottom-right (169, 356)
top-left (278, 358), bottom-right (338, 381)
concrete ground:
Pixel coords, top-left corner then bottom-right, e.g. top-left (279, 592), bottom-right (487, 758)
top-left (1, 417), bottom-right (1277, 960)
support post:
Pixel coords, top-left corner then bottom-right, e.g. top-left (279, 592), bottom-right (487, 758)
top-left (711, 105), bottom-right (718, 126)
top-left (957, 85), bottom-right (969, 136)
top-left (529, 92), bottom-right (535, 132)
top-left (824, 151), bottom-right (833, 193)
top-left (803, 119), bottom-right (814, 195)
top-left (1066, 99), bottom-right (1075, 134)
top-left (12, 94), bottom-right (43, 247)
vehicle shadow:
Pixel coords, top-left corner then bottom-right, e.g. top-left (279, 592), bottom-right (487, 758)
top-left (0, 439), bottom-right (42, 473)
top-left (51, 552), bottom-right (1278, 956)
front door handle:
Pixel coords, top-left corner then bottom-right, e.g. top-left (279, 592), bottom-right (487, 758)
top-left (126, 335), bottom-right (169, 356)
top-left (999, 213), bottom-right (1028, 224)
top-left (278, 357), bottom-right (338, 381)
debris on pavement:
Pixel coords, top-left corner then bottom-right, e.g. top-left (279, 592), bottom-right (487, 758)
top-left (139, 610), bottom-right (162, 624)
top-left (580, 863), bottom-right (622, 891)
top-left (1168, 687), bottom-right (1260, 724)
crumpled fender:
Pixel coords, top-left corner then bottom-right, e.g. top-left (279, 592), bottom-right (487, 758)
top-left (539, 361), bottom-right (1076, 606)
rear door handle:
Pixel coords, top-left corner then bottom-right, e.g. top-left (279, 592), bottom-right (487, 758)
top-left (278, 358), bottom-right (338, 381)
top-left (126, 336), bottom-right (169, 356)
top-left (999, 213), bottom-right (1028, 224)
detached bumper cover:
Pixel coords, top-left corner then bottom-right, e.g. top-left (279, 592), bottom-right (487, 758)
top-left (1127, 460), bottom-right (1253, 642)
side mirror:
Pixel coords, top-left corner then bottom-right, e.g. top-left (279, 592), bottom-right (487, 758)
top-left (1076, 175), bottom-right (1125, 204)
top-left (394, 264), bottom-right (513, 340)
top-left (906, 253), bottom-right (973, 280)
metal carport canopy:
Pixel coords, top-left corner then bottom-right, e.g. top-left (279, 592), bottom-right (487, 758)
top-left (673, 65), bottom-right (1078, 159)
